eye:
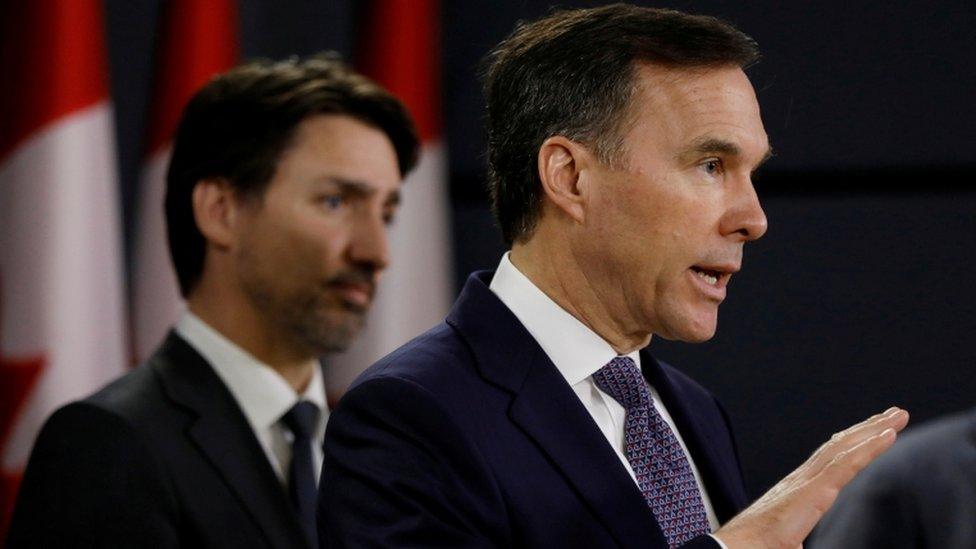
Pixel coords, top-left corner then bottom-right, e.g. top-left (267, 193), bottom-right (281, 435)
top-left (700, 158), bottom-right (724, 177)
top-left (318, 194), bottom-right (345, 210)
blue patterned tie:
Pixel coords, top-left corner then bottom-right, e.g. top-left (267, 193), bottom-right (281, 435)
top-left (281, 400), bottom-right (319, 548)
top-left (592, 356), bottom-right (709, 548)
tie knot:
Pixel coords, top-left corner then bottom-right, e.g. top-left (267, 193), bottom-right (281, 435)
top-left (281, 400), bottom-right (319, 440)
top-left (592, 356), bottom-right (651, 410)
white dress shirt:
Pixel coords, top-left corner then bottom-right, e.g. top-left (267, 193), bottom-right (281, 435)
top-left (175, 312), bottom-right (329, 485)
top-left (489, 253), bottom-right (725, 538)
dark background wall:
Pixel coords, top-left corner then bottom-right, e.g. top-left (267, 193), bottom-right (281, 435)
top-left (105, 0), bottom-right (976, 498)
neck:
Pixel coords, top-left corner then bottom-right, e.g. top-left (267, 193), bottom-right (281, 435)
top-left (186, 281), bottom-right (315, 393)
top-left (511, 232), bottom-right (652, 355)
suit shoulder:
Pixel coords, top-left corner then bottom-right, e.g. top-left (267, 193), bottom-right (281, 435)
top-left (657, 358), bottom-right (707, 386)
top-left (38, 398), bottom-right (139, 442)
top-left (18, 397), bottom-right (171, 500)
top-left (10, 391), bottom-right (180, 547)
top-left (81, 361), bottom-right (171, 422)
top-left (15, 362), bottom-right (167, 444)
top-left (654, 357), bottom-right (718, 402)
top-left (59, 354), bottom-right (191, 450)
top-left (351, 322), bottom-right (475, 391)
top-left (32, 369), bottom-right (172, 464)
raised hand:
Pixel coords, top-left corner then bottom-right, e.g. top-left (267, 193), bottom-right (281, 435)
top-left (714, 407), bottom-right (910, 549)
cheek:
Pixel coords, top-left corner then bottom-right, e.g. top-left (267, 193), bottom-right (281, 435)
top-left (262, 214), bottom-right (345, 277)
top-left (592, 196), bottom-right (675, 282)
top-left (289, 222), bottom-right (346, 273)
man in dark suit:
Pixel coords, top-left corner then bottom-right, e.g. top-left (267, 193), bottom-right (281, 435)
top-left (812, 406), bottom-right (976, 548)
top-left (6, 55), bottom-right (418, 548)
top-left (318, 5), bottom-right (909, 548)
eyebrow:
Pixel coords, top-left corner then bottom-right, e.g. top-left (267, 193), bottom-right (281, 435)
top-left (690, 137), bottom-right (742, 157)
top-left (323, 176), bottom-right (401, 207)
top-left (680, 137), bottom-right (774, 172)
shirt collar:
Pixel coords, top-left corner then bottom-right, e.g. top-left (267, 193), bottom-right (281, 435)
top-left (174, 311), bottom-right (328, 435)
top-left (488, 252), bottom-right (640, 386)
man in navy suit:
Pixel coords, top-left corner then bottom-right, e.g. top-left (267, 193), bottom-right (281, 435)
top-left (318, 5), bottom-right (909, 548)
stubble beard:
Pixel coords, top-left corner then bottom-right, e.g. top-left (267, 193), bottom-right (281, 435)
top-left (239, 269), bottom-right (368, 357)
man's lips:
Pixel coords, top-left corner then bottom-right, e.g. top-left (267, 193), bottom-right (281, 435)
top-left (327, 276), bottom-right (376, 310)
top-left (332, 282), bottom-right (372, 308)
top-left (688, 263), bottom-right (738, 299)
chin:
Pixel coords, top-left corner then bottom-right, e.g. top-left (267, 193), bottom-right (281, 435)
top-left (657, 314), bottom-right (718, 343)
top-left (678, 330), bottom-right (716, 344)
top-left (296, 310), bottom-right (367, 355)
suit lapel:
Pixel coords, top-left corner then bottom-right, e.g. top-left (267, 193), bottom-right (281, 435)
top-left (151, 333), bottom-right (309, 549)
top-left (510, 348), bottom-right (669, 547)
top-left (641, 351), bottom-right (747, 521)
top-left (448, 273), bottom-right (666, 547)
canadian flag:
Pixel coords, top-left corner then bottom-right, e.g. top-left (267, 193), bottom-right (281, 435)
top-left (325, 0), bottom-right (453, 403)
top-left (0, 0), bottom-right (127, 535)
top-left (132, 0), bottom-right (238, 362)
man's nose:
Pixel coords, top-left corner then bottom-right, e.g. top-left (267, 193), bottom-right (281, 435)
top-left (721, 178), bottom-right (768, 242)
top-left (348, 213), bottom-right (390, 271)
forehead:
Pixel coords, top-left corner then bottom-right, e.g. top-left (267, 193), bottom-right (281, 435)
top-left (274, 114), bottom-right (402, 192)
top-left (624, 63), bottom-right (768, 160)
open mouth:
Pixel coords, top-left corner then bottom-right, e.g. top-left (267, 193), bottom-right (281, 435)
top-left (690, 262), bottom-right (739, 290)
top-left (691, 266), bottom-right (723, 286)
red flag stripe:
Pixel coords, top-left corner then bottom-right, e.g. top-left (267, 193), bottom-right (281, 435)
top-left (357, 0), bottom-right (441, 142)
top-left (0, 471), bottom-right (26, 540)
top-left (144, 0), bottom-right (239, 155)
top-left (0, 0), bottom-right (109, 162)
top-left (131, 0), bottom-right (237, 364)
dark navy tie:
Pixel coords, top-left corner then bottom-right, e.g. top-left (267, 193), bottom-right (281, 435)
top-left (592, 356), bottom-right (710, 548)
top-left (281, 400), bottom-right (319, 547)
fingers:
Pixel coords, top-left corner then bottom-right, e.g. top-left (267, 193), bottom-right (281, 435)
top-left (839, 407), bottom-right (909, 442)
top-left (713, 407), bottom-right (910, 549)
top-left (774, 424), bottom-right (900, 538)
top-left (803, 407), bottom-right (909, 476)
top-left (786, 410), bottom-right (907, 533)
top-left (811, 425), bottom-right (897, 495)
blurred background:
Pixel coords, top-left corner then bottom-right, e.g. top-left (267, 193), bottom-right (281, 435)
top-left (2, 0), bottom-right (975, 534)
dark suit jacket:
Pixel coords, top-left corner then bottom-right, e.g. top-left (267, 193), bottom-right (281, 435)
top-left (6, 333), bottom-right (310, 549)
top-left (318, 272), bottom-right (749, 548)
top-left (811, 406), bottom-right (976, 548)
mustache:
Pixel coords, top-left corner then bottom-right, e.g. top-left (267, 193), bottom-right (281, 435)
top-left (326, 269), bottom-right (377, 293)
top-left (698, 250), bottom-right (743, 268)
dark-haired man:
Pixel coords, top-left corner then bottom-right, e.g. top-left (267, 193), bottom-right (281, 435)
top-left (7, 56), bottom-right (418, 549)
top-left (318, 5), bottom-right (908, 548)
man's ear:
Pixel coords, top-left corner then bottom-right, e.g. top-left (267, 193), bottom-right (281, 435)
top-left (192, 178), bottom-right (238, 250)
top-left (537, 136), bottom-right (594, 224)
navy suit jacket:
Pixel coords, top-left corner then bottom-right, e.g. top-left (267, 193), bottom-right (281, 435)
top-left (6, 333), bottom-right (310, 549)
top-left (318, 272), bottom-right (749, 548)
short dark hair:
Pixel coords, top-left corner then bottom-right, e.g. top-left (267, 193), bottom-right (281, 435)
top-left (483, 4), bottom-right (760, 244)
top-left (165, 54), bottom-right (419, 297)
